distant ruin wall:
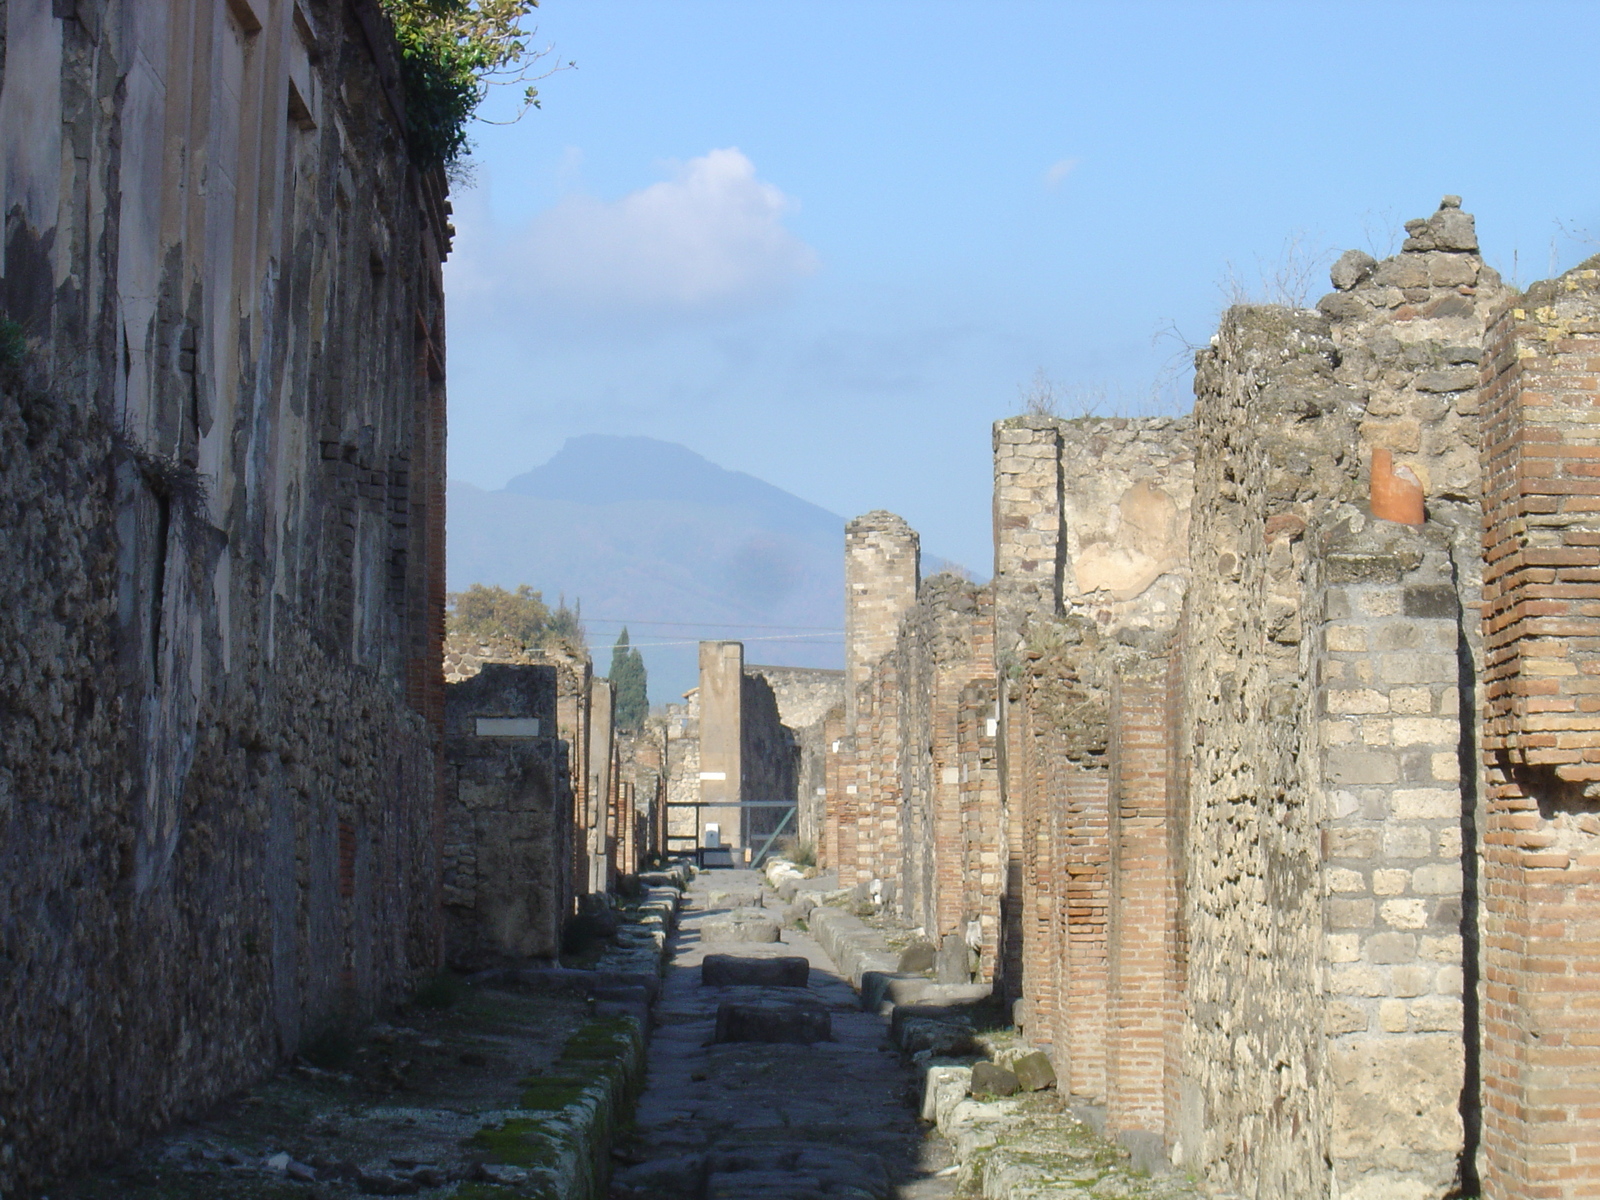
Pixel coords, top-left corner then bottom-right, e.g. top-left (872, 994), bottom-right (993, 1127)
top-left (746, 664), bottom-right (844, 852)
top-left (0, 3), bottom-right (449, 1190)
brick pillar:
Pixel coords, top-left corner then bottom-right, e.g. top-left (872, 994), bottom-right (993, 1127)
top-left (1060, 762), bottom-right (1110, 1102)
top-left (1162, 645), bottom-right (1189, 1154)
top-left (1477, 279), bottom-right (1600, 1199)
top-left (1106, 662), bottom-right (1175, 1147)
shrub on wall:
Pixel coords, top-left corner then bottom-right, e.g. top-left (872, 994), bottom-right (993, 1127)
top-left (380, 0), bottom-right (571, 168)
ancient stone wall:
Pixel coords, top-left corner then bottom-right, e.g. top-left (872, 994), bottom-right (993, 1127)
top-left (443, 664), bottom-right (572, 965)
top-left (746, 664), bottom-right (844, 852)
top-left (839, 572), bottom-right (998, 955)
top-left (741, 671), bottom-right (799, 852)
top-left (845, 511), bottom-right (920, 727)
top-left (828, 200), bottom-right (1542, 1196)
top-left (0, 1), bottom-right (448, 1190)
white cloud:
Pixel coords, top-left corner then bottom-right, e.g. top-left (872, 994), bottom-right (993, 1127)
top-left (1044, 158), bottom-right (1079, 190)
top-left (455, 148), bottom-right (818, 318)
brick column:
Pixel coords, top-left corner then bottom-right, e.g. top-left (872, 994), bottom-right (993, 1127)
top-left (1060, 763), bottom-right (1111, 1102)
top-left (1106, 662), bottom-right (1176, 1151)
top-left (1477, 279), bottom-right (1600, 1199)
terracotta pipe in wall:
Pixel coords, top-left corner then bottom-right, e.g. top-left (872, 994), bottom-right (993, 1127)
top-left (1370, 447), bottom-right (1424, 526)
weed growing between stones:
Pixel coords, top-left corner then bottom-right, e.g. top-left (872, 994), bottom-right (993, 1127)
top-left (0, 317), bottom-right (25, 371)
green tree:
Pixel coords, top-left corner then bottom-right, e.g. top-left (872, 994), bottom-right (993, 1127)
top-left (380, 0), bottom-right (573, 169)
top-left (450, 583), bottom-right (549, 645)
top-left (609, 628), bottom-right (648, 731)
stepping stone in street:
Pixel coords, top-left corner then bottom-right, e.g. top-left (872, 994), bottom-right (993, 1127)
top-left (701, 954), bottom-right (810, 987)
top-left (700, 911), bottom-right (781, 943)
top-left (714, 1000), bottom-right (832, 1044)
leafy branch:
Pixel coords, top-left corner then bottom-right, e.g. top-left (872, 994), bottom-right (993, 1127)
top-left (380, 0), bottom-right (574, 169)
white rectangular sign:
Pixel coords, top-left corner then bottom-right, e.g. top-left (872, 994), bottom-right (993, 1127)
top-left (476, 717), bottom-right (540, 737)
top-left (698, 771), bottom-right (727, 781)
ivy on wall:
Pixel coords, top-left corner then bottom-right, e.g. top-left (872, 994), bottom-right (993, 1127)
top-left (380, 0), bottom-right (569, 168)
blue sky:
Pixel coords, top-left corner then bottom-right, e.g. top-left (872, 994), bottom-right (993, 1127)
top-left (445, 0), bottom-right (1600, 577)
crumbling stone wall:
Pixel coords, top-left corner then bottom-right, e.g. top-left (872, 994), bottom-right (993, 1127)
top-left (746, 664), bottom-right (844, 852)
top-left (829, 200), bottom-right (1534, 1197)
top-left (0, 2), bottom-right (448, 1190)
top-left (741, 671), bottom-right (799, 852)
top-left (1177, 200), bottom-right (1502, 1198)
top-left (443, 664), bottom-right (572, 965)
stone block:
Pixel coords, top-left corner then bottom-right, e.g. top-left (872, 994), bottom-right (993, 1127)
top-left (1325, 827), bottom-right (1380, 858)
top-left (1328, 688), bottom-right (1390, 715)
top-left (1392, 964), bottom-right (1432, 997)
top-left (1410, 863), bottom-right (1462, 895)
top-left (700, 954), bottom-right (810, 987)
top-left (1378, 652), bottom-right (1456, 685)
top-left (970, 1062), bottom-right (1020, 1097)
top-left (1366, 932), bottom-right (1417, 964)
top-left (1372, 869), bottom-right (1409, 896)
top-left (1380, 898), bottom-right (1429, 930)
top-left (1327, 899), bottom-right (1375, 928)
top-left (1390, 687), bottom-right (1433, 715)
top-left (1409, 996), bottom-right (1463, 1032)
top-left (1012, 1051), bottom-right (1057, 1092)
top-left (1391, 719), bottom-right (1455, 748)
top-left (1325, 751), bottom-right (1398, 786)
top-left (713, 1000), bottom-right (831, 1044)
top-left (897, 940), bottom-right (937, 973)
top-left (935, 933), bottom-right (971, 984)
top-left (700, 914), bottom-right (782, 944)
top-left (1326, 933), bottom-right (1361, 963)
top-left (1378, 998), bottom-right (1408, 1032)
top-left (1326, 624), bottom-right (1369, 653)
top-left (1327, 868), bottom-right (1367, 894)
top-left (898, 1017), bottom-right (975, 1057)
top-left (1382, 825), bottom-right (1432, 859)
top-left (1391, 788), bottom-right (1457, 818)
top-left (1328, 964), bottom-right (1386, 997)
top-left (1325, 1000), bottom-right (1369, 1034)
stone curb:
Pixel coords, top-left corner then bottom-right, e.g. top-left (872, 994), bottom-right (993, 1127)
top-left (806, 898), bottom-right (1198, 1199)
top-left (466, 883), bottom-right (683, 1199)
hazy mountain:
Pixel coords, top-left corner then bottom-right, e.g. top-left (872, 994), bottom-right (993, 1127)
top-left (449, 436), bottom-right (848, 700)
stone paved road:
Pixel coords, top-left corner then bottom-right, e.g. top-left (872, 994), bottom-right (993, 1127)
top-left (610, 869), bottom-right (957, 1200)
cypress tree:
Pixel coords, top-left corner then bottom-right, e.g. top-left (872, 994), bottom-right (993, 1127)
top-left (609, 628), bottom-right (649, 730)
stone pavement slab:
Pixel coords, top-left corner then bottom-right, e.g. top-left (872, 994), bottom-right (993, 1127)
top-left (611, 868), bottom-right (957, 1200)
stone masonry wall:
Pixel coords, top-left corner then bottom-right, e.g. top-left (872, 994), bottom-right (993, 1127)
top-left (1180, 193), bottom-right (1503, 1196)
top-left (0, 2), bottom-right (449, 1190)
top-left (746, 664), bottom-right (844, 853)
top-left (824, 199), bottom-right (1589, 1197)
top-left (443, 664), bottom-right (572, 965)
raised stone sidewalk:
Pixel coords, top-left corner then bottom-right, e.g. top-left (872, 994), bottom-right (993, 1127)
top-left (783, 862), bottom-right (1203, 1200)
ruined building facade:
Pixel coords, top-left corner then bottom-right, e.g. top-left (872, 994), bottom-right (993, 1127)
top-left (442, 632), bottom-right (663, 963)
top-left (827, 200), bottom-right (1599, 1199)
top-left (662, 644), bottom-right (841, 863)
top-left (0, 2), bottom-right (449, 1192)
